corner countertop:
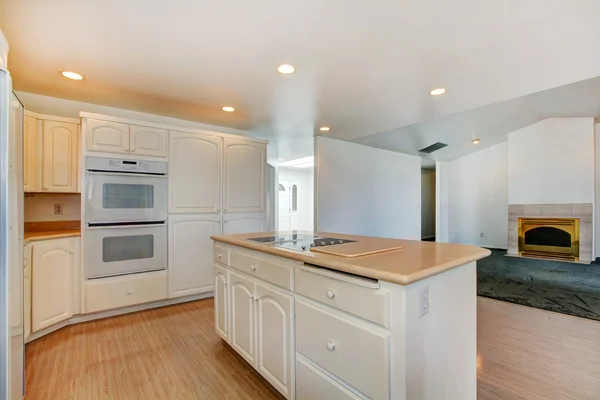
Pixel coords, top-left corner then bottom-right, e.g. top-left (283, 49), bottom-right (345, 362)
top-left (24, 229), bottom-right (81, 243)
top-left (211, 231), bottom-right (491, 285)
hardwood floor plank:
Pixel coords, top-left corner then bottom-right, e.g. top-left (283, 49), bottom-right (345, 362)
top-left (25, 297), bottom-right (600, 399)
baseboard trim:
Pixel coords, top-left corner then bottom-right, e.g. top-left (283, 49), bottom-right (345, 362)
top-left (26, 292), bottom-right (214, 343)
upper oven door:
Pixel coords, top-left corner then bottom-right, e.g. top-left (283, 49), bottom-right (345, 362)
top-left (85, 172), bottom-right (167, 223)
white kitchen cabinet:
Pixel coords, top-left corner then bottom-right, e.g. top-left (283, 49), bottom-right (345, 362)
top-left (255, 282), bottom-right (294, 399)
top-left (223, 213), bottom-right (266, 235)
top-left (214, 263), bottom-right (229, 341)
top-left (229, 270), bottom-right (256, 366)
top-left (42, 120), bottom-right (79, 193)
top-left (31, 237), bottom-right (79, 332)
top-left (24, 245), bottom-right (32, 340)
top-left (130, 125), bottom-right (168, 157)
top-left (169, 131), bottom-right (222, 213)
top-left (85, 119), bottom-right (130, 154)
top-left (168, 214), bottom-right (221, 298)
top-left (23, 115), bottom-right (41, 192)
top-left (223, 138), bottom-right (266, 213)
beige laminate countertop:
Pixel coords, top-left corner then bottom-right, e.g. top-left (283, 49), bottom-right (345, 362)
top-left (24, 229), bottom-right (81, 243)
top-left (211, 231), bottom-right (491, 285)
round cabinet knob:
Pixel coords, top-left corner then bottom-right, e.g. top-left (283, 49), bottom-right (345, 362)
top-left (250, 265), bottom-right (257, 271)
top-left (326, 290), bottom-right (335, 299)
top-left (217, 253), bottom-right (222, 259)
top-left (327, 341), bottom-right (336, 351)
top-left (127, 290), bottom-right (133, 295)
top-left (69, 249), bottom-right (75, 253)
top-left (131, 149), bottom-right (136, 153)
top-left (44, 187), bottom-right (49, 191)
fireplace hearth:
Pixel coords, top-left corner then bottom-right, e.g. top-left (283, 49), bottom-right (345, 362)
top-left (518, 217), bottom-right (579, 260)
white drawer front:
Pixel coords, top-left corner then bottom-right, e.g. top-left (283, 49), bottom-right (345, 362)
top-left (296, 299), bottom-right (390, 400)
top-left (230, 250), bottom-right (293, 290)
top-left (296, 355), bottom-right (364, 400)
top-left (214, 244), bottom-right (230, 265)
top-left (85, 271), bottom-right (168, 313)
top-left (295, 266), bottom-right (390, 327)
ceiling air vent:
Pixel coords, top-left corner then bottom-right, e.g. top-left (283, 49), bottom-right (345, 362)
top-left (419, 142), bottom-right (448, 154)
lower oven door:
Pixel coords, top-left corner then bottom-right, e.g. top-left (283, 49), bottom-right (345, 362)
top-left (85, 222), bottom-right (167, 279)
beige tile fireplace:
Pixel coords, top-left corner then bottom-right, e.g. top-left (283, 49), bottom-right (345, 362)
top-left (508, 203), bottom-right (592, 262)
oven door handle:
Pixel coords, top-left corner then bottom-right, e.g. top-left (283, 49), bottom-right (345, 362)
top-left (85, 171), bottom-right (167, 179)
top-left (86, 221), bottom-right (167, 230)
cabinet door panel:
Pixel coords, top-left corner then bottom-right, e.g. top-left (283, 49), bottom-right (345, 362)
top-left (229, 270), bottom-right (256, 366)
top-left (256, 283), bottom-right (293, 399)
top-left (214, 264), bottom-right (229, 341)
top-left (32, 238), bottom-right (75, 332)
top-left (223, 139), bottom-right (265, 213)
top-left (169, 132), bottom-right (221, 213)
top-left (42, 121), bottom-right (79, 193)
top-left (168, 214), bottom-right (221, 298)
top-left (23, 115), bottom-right (41, 192)
top-left (223, 213), bottom-right (266, 235)
top-left (130, 125), bottom-right (168, 157)
top-left (86, 119), bottom-right (130, 154)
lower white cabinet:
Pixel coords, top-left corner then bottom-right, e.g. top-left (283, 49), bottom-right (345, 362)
top-left (31, 237), bottom-right (80, 333)
top-left (223, 268), bottom-right (294, 399)
top-left (24, 245), bottom-right (32, 340)
top-left (168, 214), bottom-right (221, 298)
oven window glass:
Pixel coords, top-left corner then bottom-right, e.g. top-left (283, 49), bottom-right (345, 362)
top-left (102, 183), bottom-right (154, 209)
top-left (103, 234), bottom-right (154, 262)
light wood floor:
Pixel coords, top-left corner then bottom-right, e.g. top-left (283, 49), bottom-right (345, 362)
top-left (25, 297), bottom-right (600, 400)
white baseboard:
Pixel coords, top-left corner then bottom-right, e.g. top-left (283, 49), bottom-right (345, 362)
top-left (26, 292), bottom-right (213, 343)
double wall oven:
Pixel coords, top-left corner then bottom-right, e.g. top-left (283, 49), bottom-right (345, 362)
top-left (85, 156), bottom-right (167, 279)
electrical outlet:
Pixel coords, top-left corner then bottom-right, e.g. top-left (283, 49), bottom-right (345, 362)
top-left (480, 232), bottom-right (484, 238)
top-left (420, 286), bottom-right (429, 317)
top-left (54, 204), bottom-right (63, 215)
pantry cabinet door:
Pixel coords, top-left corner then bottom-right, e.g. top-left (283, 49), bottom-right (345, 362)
top-left (169, 131), bottom-right (222, 213)
top-left (255, 282), bottom-right (294, 399)
top-left (229, 270), bottom-right (256, 366)
top-left (23, 115), bottom-right (41, 192)
top-left (223, 139), bottom-right (266, 213)
top-left (130, 125), bottom-right (168, 157)
top-left (168, 214), bottom-right (221, 298)
top-left (42, 120), bottom-right (79, 193)
top-left (85, 119), bottom-right (130, 154)
top-left (223, 213), bottom-right (266, 235)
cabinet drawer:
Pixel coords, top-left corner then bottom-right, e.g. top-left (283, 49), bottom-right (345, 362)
top-left (296, 355), bottom-right (364, 400)
top-left (214, 244), bottom-right (230, 265)
top-left (230, 250), bottom-right (293, 290)
top-left (296, 299), bottom-right (390, 400)
top-left (296, 266), bottom-right (390, 327)
top-left (85, 271), bottom-right (168, 313)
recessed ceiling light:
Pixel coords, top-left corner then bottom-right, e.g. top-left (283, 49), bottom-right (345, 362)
top-left (222, 106), bottom-right (235, 112)
top-left (430, 88), bottom-right (446, 96)
top-left (472, 138), bottom-right (481, 144)
top-left (61, 71), bottom-right (83, 80)
top-left (319, 126), bottom-right (330, 132)
top-left (277, 64), bottom-right (295, 74)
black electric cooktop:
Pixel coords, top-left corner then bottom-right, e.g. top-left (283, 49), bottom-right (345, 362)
top-left (247, 232), bottom-right (356, 252)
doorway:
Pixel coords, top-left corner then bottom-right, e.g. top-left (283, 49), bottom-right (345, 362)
top-left (421, 168), bottom-right (436, 241)
top-left (278, 167), bottom-right (314, 231)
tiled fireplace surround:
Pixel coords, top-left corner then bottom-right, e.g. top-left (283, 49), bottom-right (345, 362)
top-left (508, 203), bottom-right (593, 262)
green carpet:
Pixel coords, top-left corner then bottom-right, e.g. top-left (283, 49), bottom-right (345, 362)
top-left (477, 249), bottom-right (600, 321)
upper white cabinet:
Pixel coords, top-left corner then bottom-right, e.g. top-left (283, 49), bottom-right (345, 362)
top-left (85, 118), bottom-right (168, 158)
top-left (42, 120), bottom-right (79, 193)
top-left (23, 115), bottom-right (41, 192)
top-left (169, 131), bottom-right (222, 213)
top-left (31, 237), bottom-right (79, 332)
top-left (223, 213), bottom-right (266, 235)
top-left (223, 138), bottom-right (266, 213)
top-left (130, 125), bottom-right (168, 157)
top-left (168, 214), bottom-right (221, 298)
top-left (86, 119), bottom-right (130, 154)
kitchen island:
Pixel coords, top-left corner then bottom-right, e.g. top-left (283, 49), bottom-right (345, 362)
top-left (211, 231), bottom-right (490, 400)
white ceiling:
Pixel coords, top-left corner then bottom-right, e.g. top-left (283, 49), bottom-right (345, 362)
top-left (1, 0), bottom-right (600, 161)
top-left (355, 76), bottom-right (600, 167)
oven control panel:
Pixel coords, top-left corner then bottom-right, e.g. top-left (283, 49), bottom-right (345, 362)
top-left (86, 156), bottom-right (168, 175)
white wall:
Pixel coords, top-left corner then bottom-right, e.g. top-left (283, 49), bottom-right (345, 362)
top-left (508, 118), bottom-right (595, 204)
top-left (595, 120), bottom-right (600, 259)
top-left (315, 137), bottom-right (421, 239)
top-left (448, 142), bottom-right (508, 249)
top-left (421, 169), bottom-right (436, 238)
top-left (435, 161), bottom-right (450, 243)
top-left (278, 167), bottom-right (314, 231)
top-left (0, 28), bottom-right (8, 69)
top-left (24, 194), bottom-right (81, 222)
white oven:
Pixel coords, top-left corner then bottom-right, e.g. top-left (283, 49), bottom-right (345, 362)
top-left (85, 222), bottom-right (167, 279)
top-left (85, 156), bottom-right (167, 223)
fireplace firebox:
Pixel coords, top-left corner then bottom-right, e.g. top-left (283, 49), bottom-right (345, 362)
top-left (518, 217), bottom-right (579, 260)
